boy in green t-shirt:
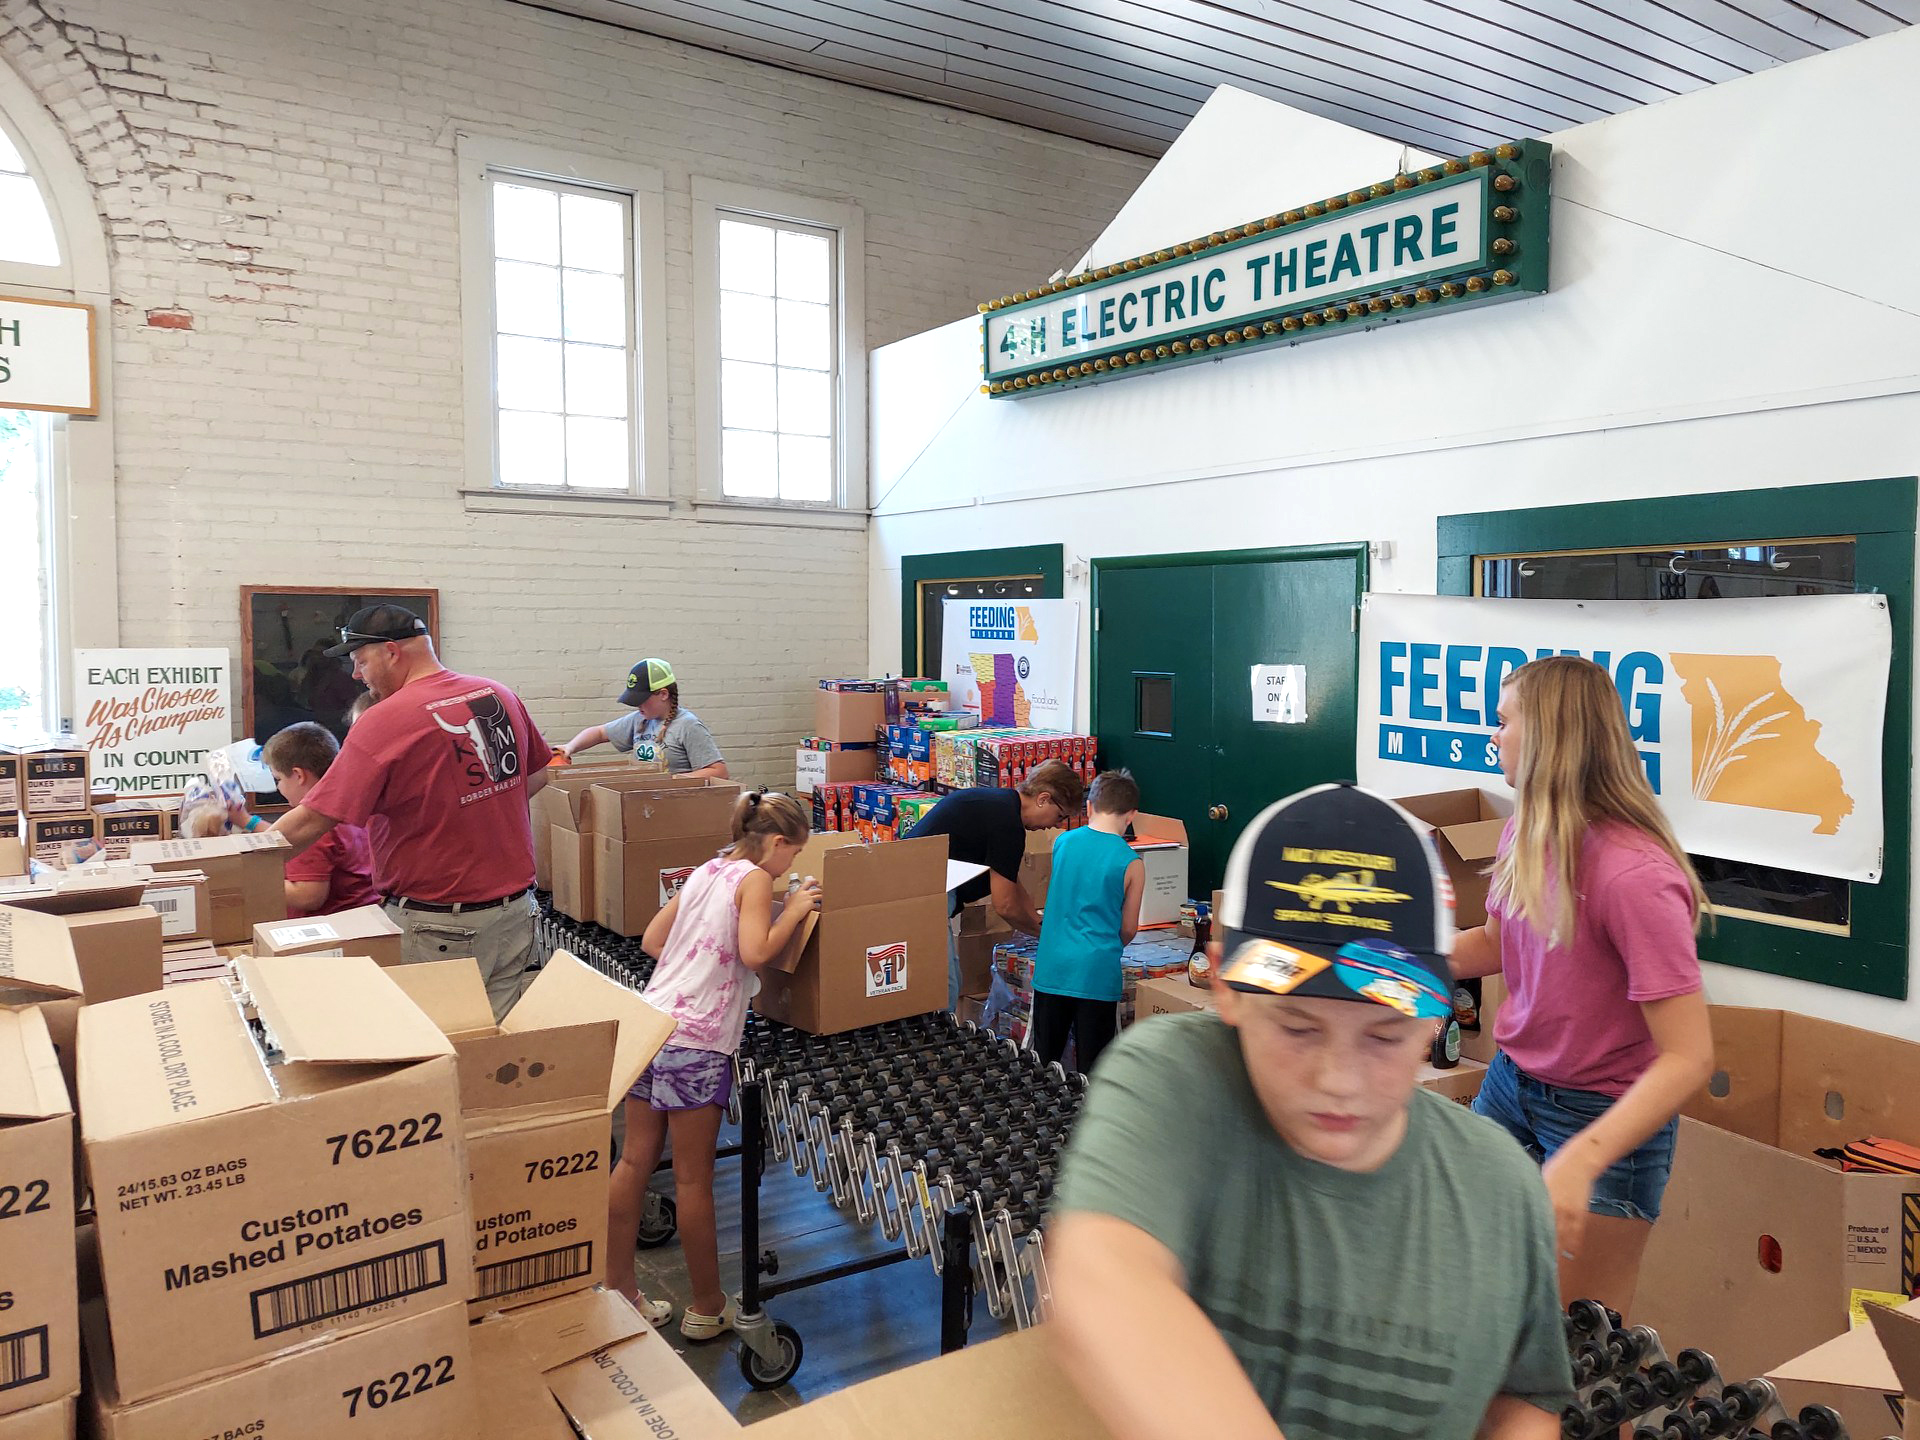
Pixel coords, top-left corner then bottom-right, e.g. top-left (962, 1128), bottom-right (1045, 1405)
top-left (1049, 784), bottom-right (1573, 1440)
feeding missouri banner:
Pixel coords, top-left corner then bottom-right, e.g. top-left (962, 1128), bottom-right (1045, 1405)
top-left (940, 599), bottom-right (1078, 733)
top-left (1355, 594), bottom-right (1890, 884)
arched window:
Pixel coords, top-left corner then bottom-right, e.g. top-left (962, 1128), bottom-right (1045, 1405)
top-left (0, 122), bottom-right (60, 267)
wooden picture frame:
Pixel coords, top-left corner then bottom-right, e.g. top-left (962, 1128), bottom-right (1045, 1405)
top-left (241, 586), bottom-right (441, 744)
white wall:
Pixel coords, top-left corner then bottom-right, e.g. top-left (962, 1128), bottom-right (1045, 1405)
top-left (867, 28), bottom-right (1920, 1035)
top-left (0, 0), bottom-right (1149, 782)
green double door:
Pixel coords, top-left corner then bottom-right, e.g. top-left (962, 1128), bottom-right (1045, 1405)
top-left (1092, 545), bottom-right (1367, 893)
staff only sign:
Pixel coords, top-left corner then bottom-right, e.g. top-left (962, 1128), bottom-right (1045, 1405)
top-left (1355, 594), bottom-right (1891, 884)
top-left (979, 140), bottom-right (1549, 396)
top-left (939, 598), bottom-right (1078, 732)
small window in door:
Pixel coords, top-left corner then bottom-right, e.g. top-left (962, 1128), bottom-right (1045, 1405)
top-left (1478, 537), bottom-right (1856, 934)
top-left (1135, 673), bottom-right (1174, 737)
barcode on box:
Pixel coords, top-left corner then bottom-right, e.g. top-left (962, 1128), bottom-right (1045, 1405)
top-left (474, 1240), bottom-right (594, 1301)
top-left (0, 1326), bottom-right (50, 1392)
top-left (268, 922), bottom-right (338, 946)
top-left (146, 886), bottom-right (199, 937)
top-left (150, 897), bottom-right (179, 912)
top-left (250, 1240), bottom-right (447, 1339)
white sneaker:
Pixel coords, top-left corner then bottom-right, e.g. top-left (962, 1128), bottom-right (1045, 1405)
top-left (680, 1302), bottom-right (733, 1341)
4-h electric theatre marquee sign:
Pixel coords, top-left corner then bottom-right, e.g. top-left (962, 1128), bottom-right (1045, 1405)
top-left (979, 140), bottom-right (1551, 396)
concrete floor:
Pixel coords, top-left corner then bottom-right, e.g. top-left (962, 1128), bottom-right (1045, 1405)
top-left (632, 1118), bottom-right (1016, 1424)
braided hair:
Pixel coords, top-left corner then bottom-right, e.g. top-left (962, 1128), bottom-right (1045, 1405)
top-left (644, 682), bottom-right (681, 752)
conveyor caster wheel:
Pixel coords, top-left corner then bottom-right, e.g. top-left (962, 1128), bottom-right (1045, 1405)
top-left (739, 1321), bottom-right (804, 1390)
top-left (637, 1193), bottom-right (677, 1249)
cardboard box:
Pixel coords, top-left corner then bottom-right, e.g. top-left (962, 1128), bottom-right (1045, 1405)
top-left (127, 833), bottom-right (289, 944)
top-left (755, 834), bottom-right (951, 1035)
top-left (549, 827), bottom-right (595, 923)
top-left (473, 1287), bottom-right (741, 1440)
top-left (954, 901), bottom-right (1011, 999)
top-left (528, 763), bottom-right (639, 888)
top-left (796, 747), bottom-right (875, 795)
top-left (36, 906), bottom-right (162, 1008)
top-left (93, 806), bottom-right (170, 861)
top-left (749, 1328), bottom-right (1112, 1440)
top-left (254, 904), bottom-right (404, 966)
top-left (80, 958), bottom-right (472, 1402)
top-left (0, 757), bottom-right (17, 818)
top-left (1418, 1055), bottom-right (1487, 1105)
top-left (814, 689), bottom-right (887, 743)
top-left (387, 953), bottom-right (672, 1316)
top-left (1130, 813), bottom-right (1190, 928)
top-left (85, 1296), bottom-right (478, 1440)
top-left (0, 1009), bottom-right (78, 1418)
top-left (1459, 972), bottom-right (1505, 1066)
top-left (140, 873), bottom-right (209, 943)
top-left (2, 745), bottom-right (89, 819)
top-left (0, 1400), bottom-right (71, 1440)
top-left (1767, 1298), bottom-right (1920, 1440)
top-left (1392, 789), bottom-right (1507, 929)
top-left (591, 783), bottom-right (739, 939)
top-left (1134, 974), bottom-right (1213, 1019)
top-left (0, 836), bottom-right (22, 880)
top-left (18, 815), bottom-right (100, 870)
top-left (159, 940), bottom-right (227, 988)
top-left (1637, 1005), bottom-right (1920, 1384)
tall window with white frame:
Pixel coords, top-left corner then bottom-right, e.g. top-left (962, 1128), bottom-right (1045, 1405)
top-left (489, 174), bottom-right (635, 491)
top-left (718, 214), bottom-right (838, 504)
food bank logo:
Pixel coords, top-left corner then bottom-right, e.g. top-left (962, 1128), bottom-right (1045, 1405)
top-left (1672, 654), bottom-right (1852, 834)
top-left (967, 605), bottom-right (1037, 643)
top-left (865, 942), bottom-right (907, 997)
top-left (1375, 642), bottom-right (1851, 833)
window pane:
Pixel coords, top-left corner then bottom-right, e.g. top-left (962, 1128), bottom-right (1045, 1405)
top-left (0, 128), bottom-right (25, 172)
top-left (0, 175), bottom-right (59, 267)
top-left (496, 335), bottom-right (563, 412)
top-left (494, 259), bottom-right (561, 339)
top-left (562, 269), bottom-right (626, 345)
top-left (564, 342), bottom-right (628, 419)
top-left (778, 367), bottom-right (832, 437)
top-left (566, 415), bottom-right (629, 489)
top-left (776, 299), bottom-right (831, 371)
top-left (778, 434), bottom-right (832, 503)
top-left (721, 359), bottom-right (777, 431)
top-left (492, 182), bottom-right (559, 265)
top-left (560, 192), bottom-right (625, 274)
top-left (498, 410), bottom-right (564, 488)
top-left (0, 411), bottom-right (50, 737)
top-left (776, 229), bottom-right (831, 303)
top-left (720, 219), bottom-right (775, 296)
top-left (723, 428), bottom-right (779, 498)
top-left (720, 291), bottom-right (776, 363)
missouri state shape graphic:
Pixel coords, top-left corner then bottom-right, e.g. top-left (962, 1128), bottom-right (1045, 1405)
top-left (1670, 653), bottom-right (1852, 835)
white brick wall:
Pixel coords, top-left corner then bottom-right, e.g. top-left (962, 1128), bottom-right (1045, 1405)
top-left (0, 0), bottom-right (1149, 782)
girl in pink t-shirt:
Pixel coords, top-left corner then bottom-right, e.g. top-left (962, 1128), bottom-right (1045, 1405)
top-left (605, 792), bottom-right (821, 1338)
top-left (1451, 656), bottom-right (1714, 1319)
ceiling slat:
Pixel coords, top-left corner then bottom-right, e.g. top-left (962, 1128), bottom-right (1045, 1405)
top-left (1567, 0), bottom-right (1811, 67)
top-left (1632, 0), bottom-right (1823, 63)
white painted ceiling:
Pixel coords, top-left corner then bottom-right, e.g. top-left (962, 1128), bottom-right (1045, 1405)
top-left (520, 0), bottom-right (1917, 156)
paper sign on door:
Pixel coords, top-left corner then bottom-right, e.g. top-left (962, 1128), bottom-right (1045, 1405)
top-left (1252, 665), bottom-right (1308, 724)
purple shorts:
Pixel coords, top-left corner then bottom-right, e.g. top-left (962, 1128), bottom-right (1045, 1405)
top-left (628, 1044), bottom-right (734, 1112)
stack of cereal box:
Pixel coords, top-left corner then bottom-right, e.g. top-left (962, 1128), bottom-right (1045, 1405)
top-left (3, 738), bottom-right (173, 873)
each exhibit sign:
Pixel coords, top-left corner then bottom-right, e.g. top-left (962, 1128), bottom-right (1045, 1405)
top-left (0, 294), bottom-right (97, 415)
top-left (1356, 594), bottom-right (1891, 884)
top-left (979, 140), bottom-right (1550, 396)
top-left (939, 598), bottom-right (1078, 732)
top-left (73, 648), bottom-right (233, 796)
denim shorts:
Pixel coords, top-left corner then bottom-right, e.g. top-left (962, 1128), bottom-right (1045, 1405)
top-left (1472, 1051), bottom-right (1678, 1222)
top-left (628, 1044), bottom-right (734, 1112)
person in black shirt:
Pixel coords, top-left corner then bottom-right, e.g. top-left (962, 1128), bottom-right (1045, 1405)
top-left (909, 758), bottom-right (1087, 1008)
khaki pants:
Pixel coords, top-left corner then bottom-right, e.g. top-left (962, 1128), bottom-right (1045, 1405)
top-left (383, 893), bottom-right (537, 1021)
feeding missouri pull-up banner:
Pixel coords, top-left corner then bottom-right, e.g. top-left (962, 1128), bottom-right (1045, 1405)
top-left (1355, 594), bottom-right (1891, 884)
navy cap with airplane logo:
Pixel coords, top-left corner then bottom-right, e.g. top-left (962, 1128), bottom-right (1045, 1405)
top-left (1217, 783), bottom-right (1456, 1020)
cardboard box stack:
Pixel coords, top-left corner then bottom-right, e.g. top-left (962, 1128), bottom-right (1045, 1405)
top-left (4, 739), bottom-right (113, 870)
top-left (798, 678), bottom-right (961, 797)
top-left (1767, 1297), bottom-right (1920, 1440)
top-left (1393, 789), bottom-right (1510, 1063)
top-left (80, 958), bottom-right (481, 1435)
top-left (588, 779), bottom-right (740, 937)
top-left (0, 1009), bottom-right (80, 1432)
top-left (755, 832), bottom-right (951, 1035)
top-left (253, 904), bottom-right (404, 965)
top-left (387, 952), bottom-right (672, 1318)
top-left (127, 832), bottom-right (289, 945)
top-left (527, 760), bottom-right (632, 894)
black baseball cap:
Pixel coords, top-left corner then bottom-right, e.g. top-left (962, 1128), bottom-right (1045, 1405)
top-left (1217, 783), bottom-right (1456, 1021)
top-left (324, 604), bottom-right (429, 657)
top-left (616, 658), bottom-right (677, 707)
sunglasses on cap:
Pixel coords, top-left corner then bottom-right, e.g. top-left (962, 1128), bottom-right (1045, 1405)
top-left (337, 625), bottom-right (419, 648)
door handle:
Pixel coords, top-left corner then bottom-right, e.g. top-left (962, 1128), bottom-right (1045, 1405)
top-left (1209, 804), bottom-right (1229, 822)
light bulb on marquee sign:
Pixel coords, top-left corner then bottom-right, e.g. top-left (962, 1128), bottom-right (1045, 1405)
top-left (977, 140), bottom-right (1551, 398)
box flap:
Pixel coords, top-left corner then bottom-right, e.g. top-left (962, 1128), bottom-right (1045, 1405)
top-left (499, 1286), bottom-right (648, 1373)
top-left (1440, 816), bottom-right (1507, 863)
top-left (1131, 813), bottom-right (1188, 847)
top-left (455, 1021), bottom-right (615, 1117)
top-left (782, 832), bottom-right (864, 889)
top-left (0, 906), bottom-right (85, 997)
top-left (818, 833), bottom-right (948, 906)
top-left (0, 1007), bottom-right (70, 1120)
top-left (387, 958), bottom-right (497, 1038)
top-left (130, 832), bottom-right (290, 864)
top-left (544, 1325), bottom-right (743, 1437)
top-left (507, 952), bottom-right (675, 1110)
top-left (1867, 1301), bottom-right (1920, 1401)
top-left (79, 981), bottom-right (275, 1141)
top-left (0, 866), bottom-right (155, 915)
top-left (256, 905), bottom-right (401, 950)
top-left (1393, 788), bottom-right (1507, 829)
top-left (585, 782), bottom-right (740, 841)
top-left (240, 955), bottom-right (455, 1064)
top-left (765, 898), bottom-right (819, 976)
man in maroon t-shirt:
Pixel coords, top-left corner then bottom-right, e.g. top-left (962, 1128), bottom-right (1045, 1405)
top-left (271, 604), bottom-right (553, 1017)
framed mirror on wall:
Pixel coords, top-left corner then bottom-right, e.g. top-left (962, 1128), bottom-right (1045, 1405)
top-left (241, 586), bottom-right (441, 744)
